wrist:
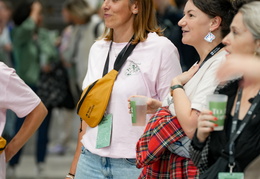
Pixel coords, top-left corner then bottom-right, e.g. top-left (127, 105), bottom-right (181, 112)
top-left (171, 78), bottom-right (182, 86)
top-left (170, 84), bottom-right (184, 96)
top-left (65, 173), bottom-right (75, 179)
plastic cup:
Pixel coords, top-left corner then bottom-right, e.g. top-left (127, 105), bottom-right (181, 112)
top-left (130, 97), bottom-right (147, 126)
top-left (207, 94), bottom-right (228, 131)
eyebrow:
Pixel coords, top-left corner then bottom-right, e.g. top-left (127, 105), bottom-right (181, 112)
top-left (183, 9), bottom-right (195, 15)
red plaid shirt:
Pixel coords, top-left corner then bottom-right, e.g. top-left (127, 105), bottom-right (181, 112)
top-left (136, 107), bottom-right (199, 179)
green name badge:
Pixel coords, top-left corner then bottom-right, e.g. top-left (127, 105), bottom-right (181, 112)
top-left (96, 114), bottom-right (113, 149)
top-left (218, 172), bottom-right (244, 179)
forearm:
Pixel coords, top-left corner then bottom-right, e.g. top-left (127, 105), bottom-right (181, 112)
top-left (67, 121), bottom-right (87, 176)
top-left (190, 131), bottom-right (210, 173)
top-left (5, 102), bottom-right (47, 161)
top-left (171, 86), bottom-right (198, 138)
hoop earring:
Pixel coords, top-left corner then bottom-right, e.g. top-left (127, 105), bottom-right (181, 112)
top-left (204, 31), bottom-right (215, 43)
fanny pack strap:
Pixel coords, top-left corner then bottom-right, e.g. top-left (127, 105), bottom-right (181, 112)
top-left (103, 36), bottom-right (138, 76)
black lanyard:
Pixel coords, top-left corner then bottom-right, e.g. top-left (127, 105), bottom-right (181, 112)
top-left (228, 88), bottom-right (260, 172)
top-left (102, 36), bottom-right (135, 76)
top-left (199, 43), bottom-right (225, 68)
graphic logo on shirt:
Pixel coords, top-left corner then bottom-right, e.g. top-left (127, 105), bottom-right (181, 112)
top-left (125, 61), bottom-right (140, 76)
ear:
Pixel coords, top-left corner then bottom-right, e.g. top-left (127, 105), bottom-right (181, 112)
top-left (131, 1), bottom-right (138, 14)
top-left (256, 40), bottom-right (260, 48)
top-left (210, 16), bottom-right (222, 32)
top-left (255, 40), bottom-right (260, 55)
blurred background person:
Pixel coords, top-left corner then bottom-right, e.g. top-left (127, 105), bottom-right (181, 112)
top-left (0, 0), bottom-right (12, 67)
top-left (48, 0), bottom-right (104, 156)
top-left (7, 0), bottom-right (60, 177)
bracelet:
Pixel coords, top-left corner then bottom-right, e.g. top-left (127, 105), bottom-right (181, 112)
top-left (170, 84), bottom-right (183, 96)
top-left (170, 84), bottom-right (183, 91)
top-left (66, 173), bottom-right (75, 179)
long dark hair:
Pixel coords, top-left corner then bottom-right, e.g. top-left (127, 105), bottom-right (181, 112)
top-left (192, 0), bottom-right (236, 38)
top-left (13, 0), bottom-right (36, 26)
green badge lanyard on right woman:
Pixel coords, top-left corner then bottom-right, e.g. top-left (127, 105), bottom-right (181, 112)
top-left (218, 89), bottom-right (260, 179)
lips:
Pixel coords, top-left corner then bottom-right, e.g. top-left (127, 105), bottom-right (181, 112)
top-left (104, 13), bottom-right (111, 18)
top-left (224, 48), bottom-right (231, 54)
top-left (182, 30), bottom-right (189, 34)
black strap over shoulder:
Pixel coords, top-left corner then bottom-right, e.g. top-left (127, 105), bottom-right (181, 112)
top-left (103, 36), bottom-right (137, 76)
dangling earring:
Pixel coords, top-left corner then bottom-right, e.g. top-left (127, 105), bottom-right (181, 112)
top-left (204, 31), bottom-right (215, 43)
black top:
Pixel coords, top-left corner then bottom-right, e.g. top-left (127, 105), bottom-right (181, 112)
top-left (190, 79), bottom-right (260, 178)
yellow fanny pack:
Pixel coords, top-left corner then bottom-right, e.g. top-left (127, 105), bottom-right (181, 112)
top-left (77, 40), bottom-right (137, 128)
top-left (0, 137), bottom-right (7, 154)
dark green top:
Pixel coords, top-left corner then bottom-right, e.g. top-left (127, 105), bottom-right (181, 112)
top-left (12, 17), bottom-right (58, 86)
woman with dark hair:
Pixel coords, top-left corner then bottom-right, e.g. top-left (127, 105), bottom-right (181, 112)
top-left (135, 0), bottom-right (236, 178)
top-left (66, 0), bottom-right (182, 178)
top-left (190, 1), bottom-right (260, 178)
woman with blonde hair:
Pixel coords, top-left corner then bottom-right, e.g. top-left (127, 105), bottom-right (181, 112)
top-left (66, 0), bottom-right (182, 178)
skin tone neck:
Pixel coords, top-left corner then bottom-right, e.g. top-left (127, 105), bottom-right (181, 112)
top-left (195, 34), bottom-right (223, 65)
top-left (112, 25), bottom-right (134, 43)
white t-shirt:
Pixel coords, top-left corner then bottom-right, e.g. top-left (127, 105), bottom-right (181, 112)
top-left (162, 50), bottom-right (227, 158)
top-left (163, 50), bottom-right (227, 114)
top-left (81, 32), bottom-right (182, 158)
top-left (0, 62), bottom-right (40, 178)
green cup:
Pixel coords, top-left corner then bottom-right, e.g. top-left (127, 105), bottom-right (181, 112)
top-left (207, 94), bottom-right (228, 131)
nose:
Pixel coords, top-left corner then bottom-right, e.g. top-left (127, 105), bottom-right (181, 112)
top-left (102, 0), bottom-right (110, 11)
top-left (178, 16), bottom-right (186, 27)
top-left (222, 32), bottom-right (231, 45)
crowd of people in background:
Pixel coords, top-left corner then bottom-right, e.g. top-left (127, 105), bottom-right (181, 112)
top-left (1, 0), bottom-right (260, 179)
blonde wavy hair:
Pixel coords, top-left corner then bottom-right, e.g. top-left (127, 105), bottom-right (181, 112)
top-left (99, 0), bottom-right (163, 44)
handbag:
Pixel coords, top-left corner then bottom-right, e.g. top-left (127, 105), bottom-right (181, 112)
top-left (37, 62), bottom-right (69, 108)
top-left (77, 39), bottom-right (138, 127)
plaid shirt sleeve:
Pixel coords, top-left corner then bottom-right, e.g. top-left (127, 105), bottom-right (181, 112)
top-left (189, 131), bottom-right (210, 173)
top-left (136, 107), bottom-right (186, 168)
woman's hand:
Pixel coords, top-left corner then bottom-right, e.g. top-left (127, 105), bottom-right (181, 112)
top-left (128, 95), bottom-right (162, 114)
top-left (196, 110), bottom-right (217, 143)
top-left (217, 54), bottom-right (260, 83)
top-left (171, 64), bottom-right (199, 86)
top-left (31, 1), bottom-right (42, 15)
top-left (30, 1), bottom-right (42, 25)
